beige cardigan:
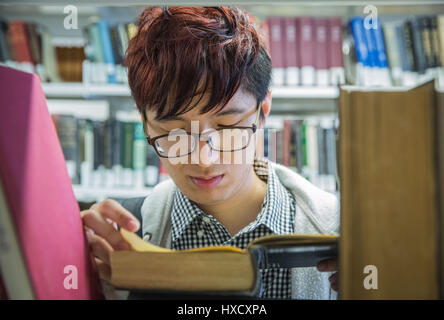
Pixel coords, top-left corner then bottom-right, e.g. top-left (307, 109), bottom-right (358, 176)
top-left (140, 161), bottom-right (340, 299)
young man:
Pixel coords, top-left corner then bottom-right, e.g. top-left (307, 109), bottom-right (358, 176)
top-left (81, 6), bottom-right (339, 299)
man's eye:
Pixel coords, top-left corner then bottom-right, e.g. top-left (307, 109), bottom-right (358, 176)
top-left (218, 120), bottom-right (242, 127)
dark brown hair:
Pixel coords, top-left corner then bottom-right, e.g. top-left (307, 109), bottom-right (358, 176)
top-left (125, 6), bottom-right (271, 123)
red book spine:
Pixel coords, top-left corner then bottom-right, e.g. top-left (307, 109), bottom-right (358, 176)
top-left (328, 18), bottom-right (344, 68)
top-left (268, 17), bottom-right (285, 69)
top-left (282, 120), bottom-right (292, 167)
top-left (8, 21), bottom-right (33, 63)
top-left (283, 17), bottom-right (300, 85)
top-left (315, 18), bottom-right (329, 70)
top-left (298, 17), bottom-right (314, 68)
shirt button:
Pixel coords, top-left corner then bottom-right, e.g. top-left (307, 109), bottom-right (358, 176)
top-left (197, 230), bottom-right (205, 237)
top-left (202, 216), bottom-right (211, 223)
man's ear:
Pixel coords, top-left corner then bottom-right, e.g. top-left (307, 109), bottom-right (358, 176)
top-left (260, 90), bottom-right (272, 127)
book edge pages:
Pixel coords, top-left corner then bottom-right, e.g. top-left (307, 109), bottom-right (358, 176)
top-left (0, 174), bottom-right (35, 299)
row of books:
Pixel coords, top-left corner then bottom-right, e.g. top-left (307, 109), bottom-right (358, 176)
top-left (52, 113), bottom-right (338, 194)
top-left (262, 119), bottom-right (337, 193)
top-left (262, 16), bottom-right (345, 87)
top-left (52, 114), bottom-right (166, 189)
top-left (82, 20), bottom-right (137, 84)
top-left (0, 19), bottom-right (135, 84)
top-left (0, 20), bottom-right (85, 82)
top-left (347, 15), bottom-right (444, 87)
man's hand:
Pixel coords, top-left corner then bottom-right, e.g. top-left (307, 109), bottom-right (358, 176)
top-left (317, 258), bottom-right (338, 292)
top-left (81, 199), bottom-right (140, 282)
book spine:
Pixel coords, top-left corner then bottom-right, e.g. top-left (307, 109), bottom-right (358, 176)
top-left (301, 121), bottom-right (308, 172)
top-left (122, 122), bottom-right (135, 187)
top-left (349, 17), bottom-right (369, 86)
top-left (97, 20), bottom-right (117, 84)
top-left (283, 17), bottom-right (299, 86)
top-left (56, 115), bottom-right (79, 184)
top-left (268, 17), bottom-right (285, 86)
top-left (294, 120), bottom-right (303, 173)
top-left (8, 21), bottom-right (34, 73)
top-left (328, 18), bottom-right (345, 85)
top-left (282, 120), bottom-right (292, 167)
top-left (429, 16), bottom-right (441, 68)
top-left (0, 21), bottom-right (11, 62)
top-left (408, 17), bottom-right (427, 75)
top-left (383, 23), bottom-right (403, 86)
top-left (133, 122), bottom-right (147, 188)
top-left (371, 18), bottom-right (391, 86)
top-left (420, 16), bottom-right (434, 71)
top-left (363, 18), bottom-right (378, 86)
top-left (298, 17), bottom-right (315, 85)
top-left (314, 18), bottom-right (329, 86)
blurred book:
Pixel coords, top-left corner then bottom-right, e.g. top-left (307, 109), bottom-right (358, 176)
top-left (0, 65), bottom-right (103, 299)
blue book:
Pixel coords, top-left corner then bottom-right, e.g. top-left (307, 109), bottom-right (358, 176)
top-left (97, 20), bottom-right (117, 84)
top-left (372, 18), bottom-right (388, 69)
top-left (363, 20), bottom-right (377, 70)
top-left (349, 17), bottom-right (368, 67)
top-left (371, 17), bottom-right (391, 86)
top-left (350, 17), bottom-right (370, 85)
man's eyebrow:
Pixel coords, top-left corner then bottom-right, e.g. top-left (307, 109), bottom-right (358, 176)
top-left (155, 107), bottom-right (247, 122)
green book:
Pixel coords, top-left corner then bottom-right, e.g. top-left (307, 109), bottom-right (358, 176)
top-left (133, 122), bottom-right (147, 170)
top-left (121, 122), bottom-right (134, 169)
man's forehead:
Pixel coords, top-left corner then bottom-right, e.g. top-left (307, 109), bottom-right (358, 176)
top-left (146, 89), bottom-right (255, 123)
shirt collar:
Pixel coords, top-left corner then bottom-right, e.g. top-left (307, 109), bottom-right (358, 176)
top-left (171, 157), bottom-right (295, 242)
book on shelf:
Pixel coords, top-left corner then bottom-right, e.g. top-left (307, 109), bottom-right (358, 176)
top-left (0, 19), bottom-right (84, 82)
top-left (82, 20), bottom-right (137, 84)
top-left (109, 229), bottom-right (338, 296)
top-left (50, 109), bottom-right (162, 192)
top-left (262, 16), bottom-right (344, 87)
top-left (3, 13), bottom-right (444, 89)
top-left (0, 65), bottom-right (103, 299)
top-left (338, 78), bottom-right (443, 299)
top-left (263, 118), bottom-right (338, 194)
top-left (346, 14), bottom-right (444, 88)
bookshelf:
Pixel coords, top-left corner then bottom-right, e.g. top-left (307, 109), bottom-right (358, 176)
top-left (2, 2), bottom-right (444, 203)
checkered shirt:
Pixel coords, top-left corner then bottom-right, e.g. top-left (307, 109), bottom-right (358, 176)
top-left (170, 156), bottom-right (296, 299)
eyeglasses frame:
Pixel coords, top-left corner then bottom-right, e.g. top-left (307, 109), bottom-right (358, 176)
top-left (144, 102), bottom-right (262, 158)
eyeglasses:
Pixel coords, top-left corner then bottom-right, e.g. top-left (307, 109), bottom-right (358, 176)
top-left (146, 102), bottom-right (262, 158)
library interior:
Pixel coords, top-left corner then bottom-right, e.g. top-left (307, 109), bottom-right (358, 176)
top-left (0, 0), bottom-right (444, 301)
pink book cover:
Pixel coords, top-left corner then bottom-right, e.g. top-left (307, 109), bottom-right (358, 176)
top-left (0, 66), bottom-right (103, 299)
top-left (314, 18), bottom-right (329, 70)
top-left (268, 17), bottom-right (285, 69)
top-left (328, 18), bottom-right (344, 68)
top-left (282, 17), bottom-right (299, 69)
top-left (297, 17), bottom-right (314, 67)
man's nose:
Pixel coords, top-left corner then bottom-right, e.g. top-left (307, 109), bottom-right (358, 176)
top-left (194, 134), bottom-right (220, 167)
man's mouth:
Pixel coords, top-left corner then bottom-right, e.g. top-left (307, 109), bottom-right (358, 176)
top-left (189, 174), bottom-right (224, 189)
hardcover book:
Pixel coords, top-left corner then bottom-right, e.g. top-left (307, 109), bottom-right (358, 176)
top-left (109, 229), bottom-right (338, 296)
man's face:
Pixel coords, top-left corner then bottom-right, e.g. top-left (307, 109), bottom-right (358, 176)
top-left (145, 88), bottom-right (260, 206)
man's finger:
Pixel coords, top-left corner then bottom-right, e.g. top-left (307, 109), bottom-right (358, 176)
top-left (82, 209), bottom-right (131, 251)
top-left (94, 257), bottom-right (111, 282)
top-left (317, 258), bottom-right (338, 272)
top-left (329, 272), bottom-right (339, 292)
top-left (93, 199), bottom-right (140, 232)
top-left (86, 232), bottom-right (114, 265)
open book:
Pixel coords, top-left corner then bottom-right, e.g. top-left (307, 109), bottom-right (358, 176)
top-left (110, 229), bottom-right (338, 296)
